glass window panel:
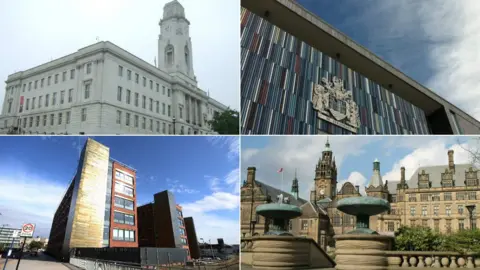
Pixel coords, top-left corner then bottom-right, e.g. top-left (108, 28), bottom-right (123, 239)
top-left (124, 199), bottom-right (134, 210)
top-left (114, 197), bottom-right (123, 208)
top-left (118, 229), bottom-right (124, 241)
top-left (114, 212), bottom-right (125, 224)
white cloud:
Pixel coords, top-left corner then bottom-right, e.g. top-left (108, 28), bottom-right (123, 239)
top-left (241, 136), bottom-right (381, 199)
top-left (337, 171), bottom-right (368, 195)
top-left (0, 0), bottom-right (239, 112)
top-left (166, 178), bottom-right (199, 194)
top-left (0, 163), bottom-right (68, 237)
top-left (206, 136), bottom-right (239, 161)
top-left (365, 0), bottom-right (480, 120)
top-left (181, 192), bottom-right (239, 245)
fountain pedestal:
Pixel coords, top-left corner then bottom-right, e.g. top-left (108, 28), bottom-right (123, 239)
top-left (334, 197), bottom-right (393, 270)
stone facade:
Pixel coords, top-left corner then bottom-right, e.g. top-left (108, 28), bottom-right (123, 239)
top-left (0, 0), bottom-right (226, 135)
top-left (240, 140), bottom-right (480, 249)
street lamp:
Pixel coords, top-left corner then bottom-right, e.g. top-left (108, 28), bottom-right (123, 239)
top-left (466, 205), bottom-right (476, 230)
top-left (251, 220), bottom-right (257, 236)
top-left (172, 117), bottom-right (176, 135)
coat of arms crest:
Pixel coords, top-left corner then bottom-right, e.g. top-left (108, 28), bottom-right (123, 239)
top-left (312, 77), bottom-right (360, 129)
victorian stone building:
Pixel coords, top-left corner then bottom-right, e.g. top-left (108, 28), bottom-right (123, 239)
top-left (0, 0), bottom-right (227, 135)
top-left (241, 140), bottom-right (480, 249)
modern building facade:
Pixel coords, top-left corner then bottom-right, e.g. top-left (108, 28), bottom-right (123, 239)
top-left (240, 0), bottom-right (480, 135)
top-left (137, 190), bottom-right (191, 260)
top-left (0, 0), bottom-right (227, 135)
top-left (47, 138), bottom-right (138, 261)
top-left (184, 217), bottom-right (200, 259)
top-left (241, 141), bottom-right (480, 249)
top-left (0, 227), bottom-right (21, 249)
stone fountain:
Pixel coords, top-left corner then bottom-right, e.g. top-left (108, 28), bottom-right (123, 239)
top-left (334, 196), bottom-right (393, 270)
top-left (255, 194), bottom-right (302, 236)
top-left (248, 194), bottom-right (335, 269)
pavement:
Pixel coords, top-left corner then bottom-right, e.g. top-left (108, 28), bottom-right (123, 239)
top-left (0, 252), bottom-right (72, 270)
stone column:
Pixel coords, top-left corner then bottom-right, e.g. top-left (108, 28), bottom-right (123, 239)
top-left (191, 96), bottom-right (196, 125)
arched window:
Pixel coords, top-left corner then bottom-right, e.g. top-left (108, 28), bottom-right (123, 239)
top-left (165, 45), bottom-right (174, 66)
top-left (184, 45), bottom-right (189, 69)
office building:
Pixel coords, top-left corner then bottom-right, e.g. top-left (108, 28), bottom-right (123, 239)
top-left (184, 217), bottom-right (200, 259)
top-left (47, 138), bottom-right (138, 261)
top-left (0, 227), bottom-right (21, 249)
top-left (241, 140), bottom-right (479, 249)
top-left (240, 0), bottom-right (480, 134)
top-left (137, 190), bottom-right (191, 260)
top-left (0, 0), bottom-right (226, 135)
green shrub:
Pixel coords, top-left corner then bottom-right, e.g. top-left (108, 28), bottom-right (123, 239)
top-left (394, 226), bottom-right (480, 255)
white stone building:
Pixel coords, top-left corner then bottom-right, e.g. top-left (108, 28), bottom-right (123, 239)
top-left (0, 0), bottom-right (227, 135)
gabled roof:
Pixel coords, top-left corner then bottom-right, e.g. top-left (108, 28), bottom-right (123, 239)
top-left (386, 163), bottom-right (477, 194)
top-left (254, 180), bottom-right (307, 207)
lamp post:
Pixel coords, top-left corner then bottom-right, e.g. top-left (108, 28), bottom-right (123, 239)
top-left (251, 220), bottom-right (257, 236)
top-left (172, 117), bottom-right (176, 135)
top-left (208, 239), bottom-right (214, 259)
top-left (466, 205), bottom-right (476, 230)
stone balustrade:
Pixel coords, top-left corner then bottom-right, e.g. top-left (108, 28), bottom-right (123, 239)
top-left (386, 251), bottom-right (480, 268)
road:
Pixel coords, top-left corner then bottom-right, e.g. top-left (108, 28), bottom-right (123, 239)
top-left (0, 252), bottom-right (73, 270)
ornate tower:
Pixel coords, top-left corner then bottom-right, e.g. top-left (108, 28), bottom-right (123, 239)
top-left (365, 159), bottom-right (389, 200)
top-left (291, 169), bottom-right (299, 200)
top-left (314, 139), bottom-right (337, 200)
top-left (158, 0), bottom-right (195, 80)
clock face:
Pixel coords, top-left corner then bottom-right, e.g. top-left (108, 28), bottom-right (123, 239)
top-left (320, 189), bottom-right (325, 195)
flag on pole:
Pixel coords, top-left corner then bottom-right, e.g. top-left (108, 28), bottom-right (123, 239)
top-left (278, 168), bottom-right (283, 173)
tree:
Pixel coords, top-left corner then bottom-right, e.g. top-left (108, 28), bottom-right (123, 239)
top-left (208, 109), bottom-right (239, 135)
top-left (441, 229), bottom-right (480, 255)
top-left (394, 226), bottom-right (444, 251)
top-left (28, 241), bottom-right (44, 250)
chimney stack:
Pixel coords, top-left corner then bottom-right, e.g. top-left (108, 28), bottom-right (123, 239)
top-left (355, 185), bottom-right (360, 193)
top-left (448, 150), bottom-right (455, 171)
top-left (400, 167), bottom-right (405, 182)
top-left (310, 188), bottom-right (317, 205)
top-left (247, 167), bottom-right (256, 185)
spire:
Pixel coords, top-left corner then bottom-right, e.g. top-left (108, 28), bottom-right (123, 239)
top-left (291, 169), bottom-right (299, 200)
top-left (324, 137), bottom-right (331, 152)
top-left (369, 158), bottom-right (383, 187)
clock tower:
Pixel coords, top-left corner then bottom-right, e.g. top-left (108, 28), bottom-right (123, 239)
top-left (313, 139), bottom-right (337, 200)
top-left (158, 0), bottom-right (195, 80)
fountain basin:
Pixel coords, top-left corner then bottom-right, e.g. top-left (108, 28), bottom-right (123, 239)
top-left (337, 196), bottom-right (390, 217)
top-left (256, 203), bottom-right (302, 219)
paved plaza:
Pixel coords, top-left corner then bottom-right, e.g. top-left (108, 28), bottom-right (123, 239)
top-left (0, 252), bottom-right (75, 270)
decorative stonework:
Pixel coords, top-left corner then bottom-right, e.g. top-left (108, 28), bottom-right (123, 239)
top-left (312, 76), bottom-right (360, 132)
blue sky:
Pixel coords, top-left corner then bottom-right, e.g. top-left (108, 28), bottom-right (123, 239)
top-left (241, 136), bottom-right (479, 199)
top-left (0, 136), bottom-right (239, 244)
top-left (296, 0), bottom-right (480, 121)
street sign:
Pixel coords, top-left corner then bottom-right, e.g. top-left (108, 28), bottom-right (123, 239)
top-left (19, 223), bottom-right (35, 237)
top-left (12, 230), bottom-right (19, 238)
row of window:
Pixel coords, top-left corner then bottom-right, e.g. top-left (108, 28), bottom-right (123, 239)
top-left (118, 65), bottom-right (171, 96)
top-left (112, 228), bottom-right (135, 242)
top-left (114, 110), bottom-right (205, 134)
top-left (393, 191), bottom-right (478, 202)
top-left (409, 204), bottom-right (477, 217)
top-left (113, 211), bottom-right (135, 225)
top-left (115, 170), bottom-right (134, 185)
top-left (117, 86), bottom-right (173, 117)
top-left (19, 109), bottom-right (87, 129)
top-left (114, 196), bottom-right (134, 210)
top-left (411, 219), bottom-right (477, 233)
top-left (19, 67), bottom-right (85, 93)
top-left (114, 181), bottom-right (134, 197)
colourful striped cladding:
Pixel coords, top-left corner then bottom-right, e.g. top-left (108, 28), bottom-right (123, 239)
top-left (240, 8), bottom-right (430, 135)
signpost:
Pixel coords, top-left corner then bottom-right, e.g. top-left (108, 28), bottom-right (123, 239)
top-left (14, 223), bottom-right (35, 270)
top-left (2, 230), bottom-right (20, 270)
